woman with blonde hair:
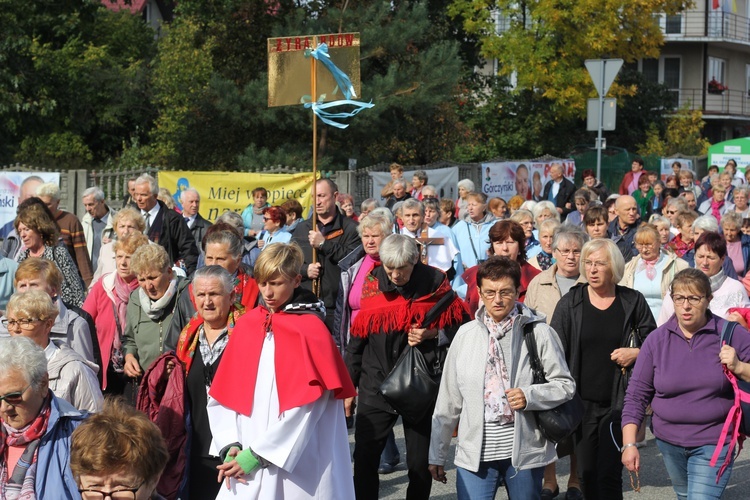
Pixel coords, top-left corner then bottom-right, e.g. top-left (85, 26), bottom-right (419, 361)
top-left (620, 224), bottom-right (689, 320)
top-left (83, 232), bottom-right (150, 394)
top-left (5, 290), bottom-right (102, 412)
top-left (122, 244), bottom-right (189, 388)
top-left (91, 206), bottom-right (146, 285)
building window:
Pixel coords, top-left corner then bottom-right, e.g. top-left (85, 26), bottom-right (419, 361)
top-left (708, 57), bottom-right (727, 85)
top-left (665, 14), bottom-right (682, 34)
top-left (642, 59), bottom-right (659, 84)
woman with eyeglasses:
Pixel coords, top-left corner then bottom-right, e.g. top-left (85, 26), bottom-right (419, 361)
top-left (257, 206), bottom-right (291, 249)
top-left (71, 397), bottom-right (168, 500)
top-left (0, 336), bottom-right (89, 499)
top-left (551, 239), bottom-right (656, 500)
top-left (658, 232), bottom-right (750, 326)
top-left (525, 225), bottom-right (589, 500)
top-left (622, 268), bottom-right (750, 499)
top-left (620, 225), bottom-right (689, 321)
top-left (5, 290), bottom-right (102, 413)
top-left (429, 257), bottom-right (576, 499)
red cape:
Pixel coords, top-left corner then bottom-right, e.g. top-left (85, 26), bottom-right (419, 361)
top-left (209, 306), bottom-right (356, 416)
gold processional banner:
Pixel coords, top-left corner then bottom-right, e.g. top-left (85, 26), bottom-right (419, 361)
top-left (159, 171), bottom-right (316, 222)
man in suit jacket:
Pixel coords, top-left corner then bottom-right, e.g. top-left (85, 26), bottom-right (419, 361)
top-left (133, 174), bottom-right (199, 274)
top-left (541, 163), bottom-right (576, 218)
top-left (180, 187), bottom-right (212, 249)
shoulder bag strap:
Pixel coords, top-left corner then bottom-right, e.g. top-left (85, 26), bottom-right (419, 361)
top-left (465, 221), bottom-right (480, 263)
top-left (523, 321), bottom-right (547, 384)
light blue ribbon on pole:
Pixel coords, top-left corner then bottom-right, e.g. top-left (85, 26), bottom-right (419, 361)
top-left (303, 43), bottom-right (374, 128)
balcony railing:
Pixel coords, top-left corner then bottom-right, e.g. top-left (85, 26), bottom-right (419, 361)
top-left (663, 11), bottom-right (750, 43)
top-left (672, 88), bottom-right (750, 117)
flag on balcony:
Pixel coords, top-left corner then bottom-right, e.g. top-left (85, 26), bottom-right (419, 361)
top-left (712, 0), bottom-right (737, 11)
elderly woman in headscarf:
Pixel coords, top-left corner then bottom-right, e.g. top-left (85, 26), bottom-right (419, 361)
top-left (83, 232), bottom-right (150, 395)
top-left (5, 291), bottom-right (102, 413)
top-left (175, 265), bottom-right (247, 499)
top-left (0, 336), bottom-right (88, 499)
top-left (346, 234), bottom-right (470, 500)
top-left (122, 244), bottom-right (189, 387)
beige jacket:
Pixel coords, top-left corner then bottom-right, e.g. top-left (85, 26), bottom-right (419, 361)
top-left (525, 264), bottom-right (587, 325)
top-left (620, 252), bottom-right (689, 297)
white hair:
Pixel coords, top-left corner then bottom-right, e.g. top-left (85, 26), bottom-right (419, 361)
top-left (457, 179), bottom-right (475, 192)
top-left (180, 187), bottom-right (200, 203)
top-left (580, 239), bottom-right (625, 284)
top-left (693, 215), bottom-right (719, 233)
top-left (0, 337), bottom-right (48, 392)
top-left (82, 186), bottom-right (105, 202)
top-left (532, 200), bottom-right (561, 223)
top-left (36, 182), bottom-right (61, 201)
top-left (135, 174), bottom-right (159, 195)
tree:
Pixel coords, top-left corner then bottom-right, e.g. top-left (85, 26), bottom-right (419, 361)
top-left (0, 1), bottom-right (157, 166)
top-left (637, 105), bottom-right (710, 157)
top-left (448, 0), bottom-right (690, 118)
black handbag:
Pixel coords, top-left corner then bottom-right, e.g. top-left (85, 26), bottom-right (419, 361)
top-left (378, 291), bottom-right (458, 424)
top-left (611, 318), bottom-right (642, 421)
top-left (524, 324), bottom-right (584, 444)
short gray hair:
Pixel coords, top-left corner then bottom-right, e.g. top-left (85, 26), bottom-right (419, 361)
top-left (135, 174), bottom-right (159, 195)
top-left (580, 239), bottom-right (625, 284)
top-left (193, 265), bottom-right (234, 295)
top-left (401, 198), bottom-right (424, 215)
top-left (666, 197), bottom-right (688, 212)
top-left (0, 337), bottom-right (48, 392)
top-left (693, 215), bottom-right (719, 232)
top-left (357, 213), bottom-right (393, 238)
top-left (422, 185), bottom-right (438, 197)
top-left (215, 211), bottom-right (244, 233)
top-left (533, 201), bottom-right (561, 223)
top-left (180, 187), bottom-right (200, 203)
top-left (510, 209), bottom-right (533, 224)
top-left (721, 211), bottom-right (742, 229)
top-left (379, 234), bottom-right (419, 268)
top-left (82, 186), bottom-right (105, 202)
top-left (392, 180), bottom-right (407, 190)
top-left (538, 218), bottom-right (561, 234)
top-left (552, 225), bottom-right (589, 251)
top-left (735, 185), bottom-right (750, 198)
top-left (360, 198), bottom-right (379, 212)
top-left (36, 182), bottom-right (61, 201)
top-left (369, 207), bottom-right (394, 224)
top-left (457, 179), bottom-right (475, 192)
top-left (204, 225), bottom-right (243, 258)
top-left (422, 197), bottom-right (440, 213)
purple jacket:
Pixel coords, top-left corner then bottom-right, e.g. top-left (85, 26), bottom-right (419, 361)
top-left (622, 313), bottom-right (750, 447)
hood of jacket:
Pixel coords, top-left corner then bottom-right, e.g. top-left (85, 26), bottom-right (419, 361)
top-left (47, 340), bottom-right (100, 378)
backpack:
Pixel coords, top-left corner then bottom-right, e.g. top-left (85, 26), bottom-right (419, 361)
top-left (710, 321), bottom-right (750, 479)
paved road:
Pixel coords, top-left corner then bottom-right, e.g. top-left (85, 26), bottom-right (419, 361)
top-left (348, 422), bottom-right (750, 499)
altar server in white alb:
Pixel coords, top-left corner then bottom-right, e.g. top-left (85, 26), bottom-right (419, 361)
top-left (207, 242), bottom-right (357, 499)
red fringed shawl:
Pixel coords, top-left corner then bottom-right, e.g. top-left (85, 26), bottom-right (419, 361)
top-left (349, 268), bottom-right (468, 338)
top-left (175, 304), bottom-right (245, 375)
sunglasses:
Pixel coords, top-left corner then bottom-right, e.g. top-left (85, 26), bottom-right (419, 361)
top-left (0, 384), bottom-right (31, 406)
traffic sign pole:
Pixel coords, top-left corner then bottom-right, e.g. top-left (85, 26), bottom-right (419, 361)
top-left (597, 65), bottom-right (605, 181)
top-left (585, 58), bottom-right (623, 183)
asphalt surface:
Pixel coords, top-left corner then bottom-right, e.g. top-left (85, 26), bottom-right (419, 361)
top-left (348, 421), bottom-right (750, 499)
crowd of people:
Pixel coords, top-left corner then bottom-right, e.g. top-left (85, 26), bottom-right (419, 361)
top-left (0, 160), bottom-right (749, 499)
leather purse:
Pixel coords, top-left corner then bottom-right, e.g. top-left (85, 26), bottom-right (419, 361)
top-left (611, 319), bottom-right (642, 421)
top-left (378, 291), bottom-right (458, 424)
top-left (524, 324), bottom-right (584, 444)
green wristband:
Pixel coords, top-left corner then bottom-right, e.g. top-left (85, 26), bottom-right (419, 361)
top-left (234, 448), bottom-right (260, 475)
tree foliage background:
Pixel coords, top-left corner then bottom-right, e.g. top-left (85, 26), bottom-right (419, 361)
top-left (0, 0), bottom-right (700, 170)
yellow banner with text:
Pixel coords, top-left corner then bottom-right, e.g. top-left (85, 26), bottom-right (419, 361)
top-left (158, 171), bottom-right (316, 222)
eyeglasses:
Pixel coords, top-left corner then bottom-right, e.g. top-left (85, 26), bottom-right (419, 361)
top-left (519, 221), bottom-right (533, 227)
top-left (665, 210), bottom-right (677, 215)
top-left (262, 217), bottom-right (272, 221)
top-left (1, 318), bottom-right (41, 330)
top-left (635, 242), bottom-right (657, 249)
top-left (79, 482), bottom-right (143, 500)
top-left (480, 289), bottom-right (516, 300)
top-left (0, 384), bottom-right (31, 406)
top-left (555, 249), bottom-right (581, 257)
top-left (672, 295), bottom-right (705, 306)
top-left (583, 260), bottom-right (609, 269)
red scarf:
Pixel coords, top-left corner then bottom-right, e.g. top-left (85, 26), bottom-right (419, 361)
top-left (209, 306), bottom-right (356, 417)
top-left (0, 398), bottom-right (51, 500)
top-left (711, 198), bottom-right (724, 223)
top-left (176, 304), bottom-right (245, 374)
top-left (669, 233), bottom-right (694, 258)
top-left (349, 266), bottom-right (468, 338)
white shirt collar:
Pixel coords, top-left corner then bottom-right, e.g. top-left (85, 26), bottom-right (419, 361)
top-left (44, 340), bottom-right (59, 361)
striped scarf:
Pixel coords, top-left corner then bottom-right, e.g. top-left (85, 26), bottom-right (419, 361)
top-left (0, 399), bottom-right (51, 500)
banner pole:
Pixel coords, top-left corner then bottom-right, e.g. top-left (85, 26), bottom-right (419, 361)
top-left (311, 37), bottom-right (321, 297)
